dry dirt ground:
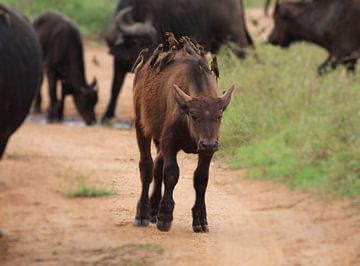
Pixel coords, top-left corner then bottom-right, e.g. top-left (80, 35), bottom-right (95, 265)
top-left (1, 10), bottom-right (360, 266)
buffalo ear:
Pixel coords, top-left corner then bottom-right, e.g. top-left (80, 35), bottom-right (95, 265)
top-left (173, 84), bottom-right (192, 114)
top-left (221, 84), bottom-right (235, 111)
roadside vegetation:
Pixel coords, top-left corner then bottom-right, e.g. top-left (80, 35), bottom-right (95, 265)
top-left (2, 0), bottom-right (116, 36)
top-left (56, 170), bottom-right (115, 198)
top-left (244, 0), bottom-right (264, 8)
top-left (218, 43), bottom-right (360, 197)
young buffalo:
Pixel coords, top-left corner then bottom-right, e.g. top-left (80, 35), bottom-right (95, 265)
top-left (133, 35), bottom-right (234, 232)
top-left (33, 12), bottom-right (98, 125)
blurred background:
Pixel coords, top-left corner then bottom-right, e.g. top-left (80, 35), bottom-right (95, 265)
top-left (0, 1), bottom-right (359, 265)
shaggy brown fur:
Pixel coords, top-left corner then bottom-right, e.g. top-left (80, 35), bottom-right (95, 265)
top-left (132, 34), bottom-right (234, 232)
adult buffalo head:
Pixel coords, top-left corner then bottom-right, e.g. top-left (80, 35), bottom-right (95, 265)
top-left (267, 0), bottom-right (311, 47)
top-left (106, 7), bottom-right (157, 68)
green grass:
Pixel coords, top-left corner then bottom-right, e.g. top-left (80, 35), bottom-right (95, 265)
top-left (56, 170), bottom-right (115, 198)
top-left (2, 0), bottom-right (116, 36)
top-left (244, 0), bottom-right (265, 8)
top-left (218, 43), bottom-right (360, 197)
top-left (67, 183), bottom-right (115, 198)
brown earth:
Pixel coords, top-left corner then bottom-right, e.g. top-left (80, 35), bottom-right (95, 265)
top-left (1, 10), bottom-right (360, 266)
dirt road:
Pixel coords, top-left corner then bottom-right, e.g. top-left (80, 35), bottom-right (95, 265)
top-left (0, 42), bottom-right (359, 266)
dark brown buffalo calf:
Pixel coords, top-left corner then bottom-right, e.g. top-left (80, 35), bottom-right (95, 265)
top-left (133, 36), bottom-right (234, 232)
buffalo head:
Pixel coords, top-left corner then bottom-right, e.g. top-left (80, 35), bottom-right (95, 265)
top-left (70, 78), bottom-right (98, 125)
top-left (173, 84), bottom-right (235, 154)
top-left (105, 7), bottom-right (157, 68)
top-left (268, 0), bottom-right (310, 47)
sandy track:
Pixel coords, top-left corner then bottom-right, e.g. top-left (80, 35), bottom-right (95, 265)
top-left (0, 42), bottom-right (359, 266)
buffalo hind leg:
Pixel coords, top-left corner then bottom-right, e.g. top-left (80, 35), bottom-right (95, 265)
top-left (134, 120), bottom-right (153, 227)
top-left (33, 71), bottom-right (44, 113)
top-left (157, 146), bottom-right (179, 232)
top-left (149, 146), bottom-right (163, 223)
top-left (192, 153), bottom-right (213, 233)
top-left (46, 70), bottom-right (59, 123)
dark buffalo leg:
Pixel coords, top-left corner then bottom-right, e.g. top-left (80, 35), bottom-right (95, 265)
top-left (33, 71), bottom-right (44, 113)
top-left (57, 82), bottom-right (67, 121)
top-left (346, 59), bottom-right (357, 74)
top-left (157, 143), bottom-right (179, 232)
top-left (134, 118), bottom-right (154, 227)
top-left (101, 59), bottom-right (127, 122)
top-left (0, 134), bottom-right (9, 159)
top-left (192, 153), bottom-right (213, 233)
top-left (46, 69), bottom-right (59, 122)
top-left (149, 146), bottom-right (163, 223)
top-left (317, 56), bottom-right (337, 75)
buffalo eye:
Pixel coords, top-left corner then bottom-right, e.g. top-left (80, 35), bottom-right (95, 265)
top-left (217, 115), bottom-right (222, 120)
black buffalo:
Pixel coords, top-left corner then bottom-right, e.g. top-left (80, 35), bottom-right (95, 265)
top-left (33, 12), bottom-right (98, 125)
top-left (0, 4), bottom-right (42, 158)
top-left (102, 0), bottom-right (252, 121)
top-left (268, 0), bottom-right (360, 74)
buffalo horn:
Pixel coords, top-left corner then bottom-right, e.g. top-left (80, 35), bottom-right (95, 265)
top-left (115, 7), bottom-right (156, 38)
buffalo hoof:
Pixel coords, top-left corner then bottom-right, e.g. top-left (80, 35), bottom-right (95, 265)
top-left (150, 214), bottom-right (157, 223)
top-left (193, 224), bottom-right (209, 233)
top-left (156, 220), bottom-right (172, 232)
top-left (134, 217), bottom-right (150, 227)
top-left (33, 106), bottom-right (41, 114)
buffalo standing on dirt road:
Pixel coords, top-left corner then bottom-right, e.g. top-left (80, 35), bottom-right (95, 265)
top-left (132, 34), bottom-right (234, 232)
top-left (0, 4), bottom-right (42, 159)
top-left (102, 0), bottom-right (250, 122)
top-left (0, 4), bottom-right (42, 238)
top-left (267, 0), bottom-right (360, 74)
top-left (33, 12), bottom-right (98, 125)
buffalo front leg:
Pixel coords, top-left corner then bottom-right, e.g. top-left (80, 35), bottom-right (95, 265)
top-left (149, 147), bottom-right (163, 223)
top-left (134, 120), bottom-right (153, 227)
top-left (157, 147), bottom-right (179, 232)
top-left (192, 153), bottom-right (213, 233)
top-left (101, 59), bottom-right (127, 123)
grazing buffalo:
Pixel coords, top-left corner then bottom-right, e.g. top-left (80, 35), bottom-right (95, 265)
top-left (132, 34), bottom-right (234, 232)
top-left (0, 4), bottom-right (42, 158)
top-left (33, 12), bottom-right (98, 125)
top-left (102, 0), bottom-right (250, 122)
top-left (267, 0), bottom-right (360, 74)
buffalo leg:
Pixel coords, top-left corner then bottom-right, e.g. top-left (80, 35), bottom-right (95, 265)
top-left (101, 59), bottom-right (127, 122)
top-left (134, 119), bottom-right (154, 227)
top-left (157, 144), bottom-right (179, 232)
top-left (346, 59), bottom-right (357, 74)
top-left (317, 56), bottom-right (338, 75)
top-left (46, 70), bottom-right (59, 123)
top-left (0, 134), bottom-right (9, 159)
top-left (192, 153), bottom-right (212, 233)
top-left (33, 71), bottom-right (44, 113)
top-left (57, 83), bottom-right (66, 121)
top-left (149, 147), bottom-right (163, 223)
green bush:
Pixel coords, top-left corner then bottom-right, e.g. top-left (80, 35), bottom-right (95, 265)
top-left (3, 0), bottom-right (116, 36)
top-left (218, 43), bottom-right (360, 197)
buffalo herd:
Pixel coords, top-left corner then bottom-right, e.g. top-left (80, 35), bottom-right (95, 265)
top-left (1, 0), bottom-right (360, 235)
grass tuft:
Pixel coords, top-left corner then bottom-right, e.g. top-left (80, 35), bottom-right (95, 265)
top-left (67, 183), bottom-right (115, 198)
